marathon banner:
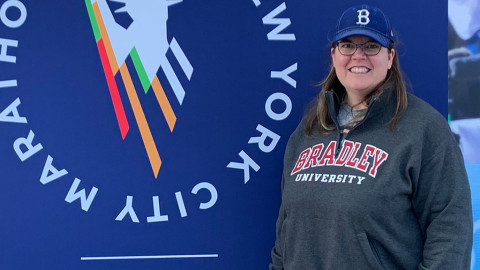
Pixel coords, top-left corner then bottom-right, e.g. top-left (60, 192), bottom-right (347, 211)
top-left (0, 0), bottom-right (456, 269)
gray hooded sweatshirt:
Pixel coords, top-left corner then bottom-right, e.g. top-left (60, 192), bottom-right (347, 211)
top-left (270, 89), bottom-right (472, 270)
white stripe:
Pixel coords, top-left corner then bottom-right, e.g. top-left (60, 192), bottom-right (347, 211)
top-left (170, 37), bottom-right (193, 80)
top-left (160, 57), bottom-right (185, 105)
top-left (0, 80), bottom-right (17, 88)
top-left (81, 254), bottom-right (219, 260)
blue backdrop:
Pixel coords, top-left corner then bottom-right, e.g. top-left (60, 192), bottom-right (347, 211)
top-left (0, 0), bottom-right (451, 269)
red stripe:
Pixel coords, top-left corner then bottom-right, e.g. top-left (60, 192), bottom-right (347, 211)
top-left (97, 39), bottom-right (129, 139)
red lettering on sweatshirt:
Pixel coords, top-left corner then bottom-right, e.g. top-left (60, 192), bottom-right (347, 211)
top-left (318, 141), bottom-right (336, 166)
top-left (345, 142), bottom-right (361, 169)
top-left (369, 149), bottom-right (388, 177)
top-left (303, 143), bottom-right (324, 169)
top-left (291, 148), bottom-right (311, 175)
top-left (290, 140), bottom-right (389, 178)
top-left (357, 144), bottom-right (376, 172)
top-left (335, 140), bottom-right (357, 166)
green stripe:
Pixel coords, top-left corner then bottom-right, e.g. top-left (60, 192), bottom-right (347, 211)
top-left (130, 47), bottom-right (151, 93)
top-left (85, 0), bottom-right (101, 42)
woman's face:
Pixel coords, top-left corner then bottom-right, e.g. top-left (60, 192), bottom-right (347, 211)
top-left (331, 35), bottom-right (395, 100)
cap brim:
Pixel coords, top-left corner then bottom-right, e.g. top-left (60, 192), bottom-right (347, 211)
top-left (334, 29), bottom-right (390, 48)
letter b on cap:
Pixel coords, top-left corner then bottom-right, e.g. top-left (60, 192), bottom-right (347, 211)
top-left (356, 9), bottom-right (370, 25)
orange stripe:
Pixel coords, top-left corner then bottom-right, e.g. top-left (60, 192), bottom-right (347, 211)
top-left (119, 63), bottom-right (161, 178)
top-left (151, 76), bottom-right (177, 131)
top-left (92, 2), bottom-right (119, 74)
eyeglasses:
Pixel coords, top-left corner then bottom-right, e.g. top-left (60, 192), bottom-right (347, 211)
top-left (336, 41), bottom-right (382, 56)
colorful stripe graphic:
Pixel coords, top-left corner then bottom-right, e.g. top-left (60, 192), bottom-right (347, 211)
top-left (119, 63), bottom-right (162, 177)
top-left (84, 0), bottom-right (188, 178)
top-left (84, 0), bottom-right (100, 42)
top-left (130, 47), bottom-right (151, 94)
top-left (152, 75), bottom-right (177, 131)
top-left (97, 38), bottom-right (130, 139)
top-left (87, 1), bottom-right (129, 139)
top-left (92, 2), bottom-right (119, 74)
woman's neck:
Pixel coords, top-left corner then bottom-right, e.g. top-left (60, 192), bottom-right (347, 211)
top-left (344, 93), bottom-right (368, 109)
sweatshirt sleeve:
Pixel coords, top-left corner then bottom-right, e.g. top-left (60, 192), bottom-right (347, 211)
top-left (269, 173), bottom-right (286, 270)
top-left (411, 126), bottom-right (473, 269)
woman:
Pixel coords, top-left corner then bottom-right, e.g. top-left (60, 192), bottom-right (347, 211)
top-left (270, 4), bottom-right (473, 270)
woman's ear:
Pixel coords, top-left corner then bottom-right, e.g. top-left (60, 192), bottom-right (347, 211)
top-left (388, 48), bottom-right (395, 70)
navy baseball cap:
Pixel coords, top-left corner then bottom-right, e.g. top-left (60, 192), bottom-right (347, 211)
top-left (333, 4), bottom-right (395, 47)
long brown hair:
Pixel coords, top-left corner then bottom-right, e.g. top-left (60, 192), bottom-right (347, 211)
top-left (305, 41), bottom-right (408, 135)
